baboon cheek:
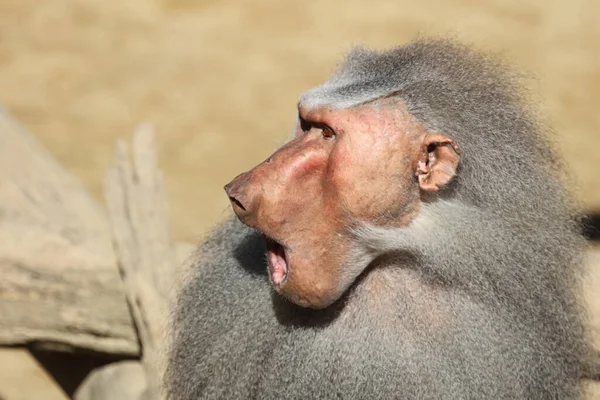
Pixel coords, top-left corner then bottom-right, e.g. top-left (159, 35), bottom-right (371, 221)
top-left (273, 235), bottom-right (352, 309)
top-left (276, 263), bottom-right (343, 309)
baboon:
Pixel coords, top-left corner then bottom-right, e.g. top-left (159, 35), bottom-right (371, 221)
top-left (165, 38), bottom-right (590, 399)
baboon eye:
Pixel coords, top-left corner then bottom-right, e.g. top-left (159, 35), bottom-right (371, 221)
top-left (299, 116), bottom-right (335, 139)
top-left (321, 126), bottom-right (336, 139)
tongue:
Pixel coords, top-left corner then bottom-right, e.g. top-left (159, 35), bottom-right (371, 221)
top-left (267, 244), bottom-right (287, 285)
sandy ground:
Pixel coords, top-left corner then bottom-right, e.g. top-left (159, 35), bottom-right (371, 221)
top-left (0, 0), bottom-right (598, 241)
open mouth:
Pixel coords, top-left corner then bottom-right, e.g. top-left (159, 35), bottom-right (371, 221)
top-left (264, 236), bottom-right (288, 287)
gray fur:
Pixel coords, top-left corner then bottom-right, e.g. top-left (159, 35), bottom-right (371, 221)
top-left (165, 38), bottom-right (589, 399)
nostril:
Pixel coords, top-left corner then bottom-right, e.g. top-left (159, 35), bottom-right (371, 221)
top-left (228, 196), bottom-right (246, 211)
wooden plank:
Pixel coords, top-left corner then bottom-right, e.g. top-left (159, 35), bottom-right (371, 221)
top-left (73, 361), bottom-right (147, 400)
top-left (105, 124), bottom-right (178, 398)
top-left (0, 109), bottom-right (194, 356)
top-left (0, 107), bottom-right (138, 355)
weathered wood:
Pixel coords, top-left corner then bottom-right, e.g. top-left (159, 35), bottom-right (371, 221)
top-left (73, 361), bottom-right (147, 400)
top-left (0, 108), bottom-right (193, 356)
top-left (583, 379), bottom-right (600, 399)
top-left (0, 107), bottom-right (139, 355)
top-left (105, 124), bottom-right (178, 399)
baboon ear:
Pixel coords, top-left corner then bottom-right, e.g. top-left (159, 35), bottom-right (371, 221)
top-left (415, 133), bottom-right (460, 192)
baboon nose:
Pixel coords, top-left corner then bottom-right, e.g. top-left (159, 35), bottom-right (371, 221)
top-left (227, 193), bottom-right (248, 213)
top-left (224, 175), bottom-right (254, 221)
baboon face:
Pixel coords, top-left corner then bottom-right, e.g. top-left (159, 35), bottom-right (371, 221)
top-left (225, 97), bottom-right (459, 308)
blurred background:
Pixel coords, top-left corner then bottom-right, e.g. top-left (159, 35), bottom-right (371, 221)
top-left (1, 0), bottom-right (599, 241)
top-left (1, 1), bottom-right (599, 399)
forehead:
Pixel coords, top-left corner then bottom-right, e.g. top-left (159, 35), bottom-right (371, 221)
top-left (298, 95), bottom-right (410, 122)
top-left (298, 80), bottom-right (389, 111)
top-left (297, 51), bottom-right (395, 111)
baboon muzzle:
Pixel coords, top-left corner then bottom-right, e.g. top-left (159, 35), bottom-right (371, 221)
top-left (224, 142), bottom-right (296, 229)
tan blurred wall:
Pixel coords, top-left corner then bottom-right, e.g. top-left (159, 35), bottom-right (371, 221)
top-left (0, 0), bottom-right (598, 241)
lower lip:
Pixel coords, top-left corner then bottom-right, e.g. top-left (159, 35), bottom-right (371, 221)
top-left (265, 238), bottom-right (288, 286)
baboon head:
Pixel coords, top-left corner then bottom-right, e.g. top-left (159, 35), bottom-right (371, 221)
top-left (225, 94), bottom-right (459, 308)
